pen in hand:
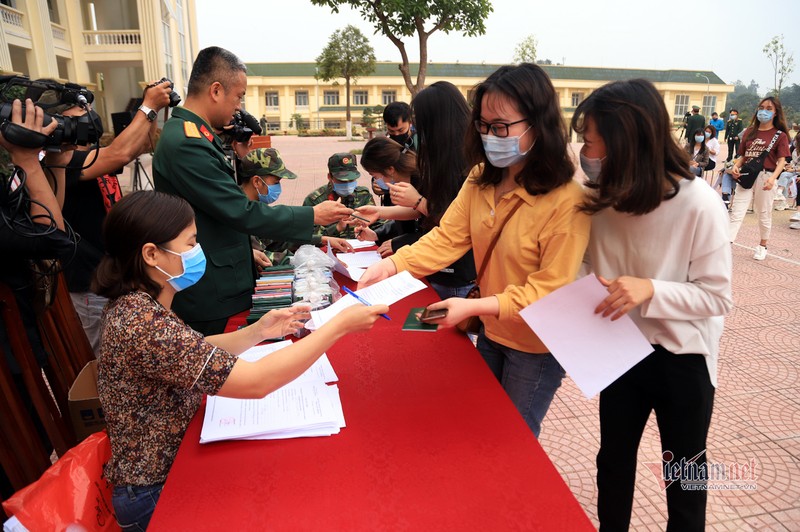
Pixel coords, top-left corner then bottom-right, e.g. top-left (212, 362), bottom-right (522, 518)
top-left (342, 286), bottom-right (391, 320)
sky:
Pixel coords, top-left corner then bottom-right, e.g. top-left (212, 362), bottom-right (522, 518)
top-left (196, 0), bottom-right (799, 94)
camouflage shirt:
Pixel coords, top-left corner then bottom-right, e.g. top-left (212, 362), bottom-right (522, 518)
top-left (302, 184), bottom-right (384, 239)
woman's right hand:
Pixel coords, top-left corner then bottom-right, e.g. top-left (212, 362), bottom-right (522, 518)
top-left (377, 239), bottom-right (394, 258)
top-left (731, 165), bottom-right (741, 179)
top-left (357, 258), bottom-right (398, 289)
top-left (354, 225), bottom-right (378, 242)
top-left (354, 205), bottom-right (381, 224)
top-left (330, 303), bottom-right (390, 334)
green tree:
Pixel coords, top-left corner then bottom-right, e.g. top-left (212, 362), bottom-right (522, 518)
top-left (724, 80), bottom-right (761, 125)
top-left (311, 0), bottom-right (493, 96)
top-left (362, 104), bottom-right (384, 128)
top-left (316, 25), bottom-right (376, 139)
top-left (763, 34), bottom-right (795, 97)
top-left (289, 113), bottom-right (305, 133)
top-left (513, 35), bottom-right (537, 64)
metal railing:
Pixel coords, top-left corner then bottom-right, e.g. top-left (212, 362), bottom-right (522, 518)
top-left (82, 30), bottom-right (141, 46)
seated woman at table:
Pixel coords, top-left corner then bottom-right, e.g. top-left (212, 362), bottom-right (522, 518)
top-left (572, 79), bottom-right (732, 530)
top-left (93, 190), bottom-right (388, 531)
top-left (358, 63), bottom-right (591, 438)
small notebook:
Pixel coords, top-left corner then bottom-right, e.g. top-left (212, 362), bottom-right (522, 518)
top-left (402, 307), bottom-right (439, 332)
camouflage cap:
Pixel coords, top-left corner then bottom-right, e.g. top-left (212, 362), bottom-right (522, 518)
top-left (327, 152), bottom-right (360, 182)
top-left (240, 148), bottom-right (297, 179)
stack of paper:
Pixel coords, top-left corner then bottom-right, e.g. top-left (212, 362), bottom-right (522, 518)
top-left (247, 265), bottom-right (294, 324)
top-left (345, 239), bottom-right (376, 250)
top-left (306, 270), bottom-right (427, 330)
top-left (200, 341), bottom-right (345, 443)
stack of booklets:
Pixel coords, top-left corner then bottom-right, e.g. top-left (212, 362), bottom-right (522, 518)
top-left (246, 265), bottom-right (294, 324)
top-left (200, 341), bottom-right (345, 443)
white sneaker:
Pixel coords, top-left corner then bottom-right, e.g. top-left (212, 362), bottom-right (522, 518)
top-left (753, 245), bottom-right (767, 261)
top-left (774, 199), bottom-right (787, 211)
top-left (790, 222), bottom-right (800, 230)
top-left (790, 212), bottom-right (800, 221)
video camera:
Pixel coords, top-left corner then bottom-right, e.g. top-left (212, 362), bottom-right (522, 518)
top-left (0, 75), bottom-right (103, 148)
top-left (150, 77), bottom-right (182, 108)
top-left (221, 109), bottom-right (262, 145)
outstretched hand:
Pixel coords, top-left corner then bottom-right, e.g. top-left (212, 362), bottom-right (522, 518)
top-left (256, 305), bottom-right (311, 339)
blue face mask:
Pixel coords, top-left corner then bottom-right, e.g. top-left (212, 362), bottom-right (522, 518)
top-left (480, 126), bottom-right (532, 168)
top-left (156, 243), bottom-right (206, 292)
top-left (579, 152), bottom-right (604, 183)
top-left (704, 131), bottom-right (711, 139)
top-left (757, 109), bottom-right (774, 123)
top-left (333, 181), bottom-right (358, 197)
top-left (257, 178), bottom-right (281, 204)
top-left (374, 177), bottom-right (392, 190)
top-left (694, 135), bottom-right (705, 143)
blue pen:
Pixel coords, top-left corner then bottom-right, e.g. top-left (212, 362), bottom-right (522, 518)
top-left (342, 286), bottom-right (391, 320)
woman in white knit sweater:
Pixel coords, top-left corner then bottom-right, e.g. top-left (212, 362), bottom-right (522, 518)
top-left (572, 79), bottom-right (733, 532)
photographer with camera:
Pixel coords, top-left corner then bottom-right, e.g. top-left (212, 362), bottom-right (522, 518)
top-left (40, 79), bottom-right (174, 354)
top-left (154, 47), bottom-right (353, 336)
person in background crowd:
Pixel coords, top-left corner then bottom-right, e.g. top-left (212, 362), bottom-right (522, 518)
top-left (775, 142), bottom-right (798, 217)
top-left (237, 148), bottom-right (353, 265)
top-left (573, 78), bottom-right (732, 532)
top-left (685, 105), bottom-right (705, 141)
top-left (709, 112), bottom-right (724, 139)
top-left (686, 128), bottom-right (710, 177)
top-left (259, 114), bottom-right (268, 133)
top-left (704, 124), bottom-right (720, 173)
top-left (303, 153), bottom-right (382, 239)
top-left (728, 97), bottom-right (791, 260)
top-left (43, 80), bottom-right (173, 355)
top-left (94, 190), bottom-right (387, 530)
top-left (724, 109), bottom-right (744, 162)
top-left (153, 46), bottom-right (352, 335)
top-left (382, 101), bottom-right (416, 150)
top-left (358, 63), bottom-right (591, 438)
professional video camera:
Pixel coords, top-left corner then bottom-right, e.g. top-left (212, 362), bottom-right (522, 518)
top-left (221, 109), bottom-right (262, 145)
top-left (0, 75), bottom-right (103, 148)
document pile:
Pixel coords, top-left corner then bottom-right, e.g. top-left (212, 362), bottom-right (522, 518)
top-left (200, 341), bottom-right (345, 443)
top-left (247, 265), bottom-right (294, 324)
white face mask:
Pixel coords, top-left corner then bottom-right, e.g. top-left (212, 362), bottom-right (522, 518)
top-left (579, 152), bottom-right (605, 182)
top-left (481, 126), bottom-right (533, 168)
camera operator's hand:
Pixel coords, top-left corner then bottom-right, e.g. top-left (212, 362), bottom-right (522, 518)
top-left (0, 99), bottom-right (57, 163)
top-left (313, 199), bottom-right (353, 225)
top-left (143, 79), bottom-right (173, 111)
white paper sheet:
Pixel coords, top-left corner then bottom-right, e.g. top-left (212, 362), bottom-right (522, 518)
top-left (335, 251), bottom-right (382, 269)
top-left (327, 245), bottom-right (367, 281)
top-left (238, 341), bottom-right (338, 384)
top-left (519, 274), bottom-right (654, 399)
top-left (345, 239), bottom-right (376, 250)
top-left (307, 271), bottom-right (426, 329)
top-left (200, 381), bottom-right (342, 443)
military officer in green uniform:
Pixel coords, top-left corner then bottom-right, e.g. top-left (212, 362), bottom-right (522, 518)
top-left (303, 153), bottom-right (383, 240)
top-left (153, 46), bottom-right (352, 335)
top-left (724, 109), bottom-right (744, 162)
top-left (685, 105), bottom-right (706, 142)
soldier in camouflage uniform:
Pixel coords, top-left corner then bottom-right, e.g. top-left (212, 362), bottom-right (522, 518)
top-left (303, 153), bottom-right (383, 239)
top-left (239, 149), bottom-right (353, 265)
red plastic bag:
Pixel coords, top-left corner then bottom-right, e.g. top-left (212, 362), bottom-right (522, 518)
top-left (2, 431), bottom-right (120, 531)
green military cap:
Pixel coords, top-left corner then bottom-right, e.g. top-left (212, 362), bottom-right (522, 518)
top-left (327, 152), bottom-right (360, 182)
top-left (691, 105), bottom-right (700, 110)
top-left (241, 148), bottom-right (297, 179)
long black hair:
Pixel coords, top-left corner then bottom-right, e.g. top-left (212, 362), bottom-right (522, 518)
top-left (571, 79), bottom-right (693, 215)
top-left (742, 96), bottom-right (789, 145)
top-left (465, 63), bottom-right (574, 195)
top-left (411, 81), bottom-right (470, 230)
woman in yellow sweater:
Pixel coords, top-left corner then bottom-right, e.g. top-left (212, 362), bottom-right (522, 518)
top-left (359, 63), bottom-right (590, 437)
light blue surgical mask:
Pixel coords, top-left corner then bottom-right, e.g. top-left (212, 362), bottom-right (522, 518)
top-left (695, 135), bottom-right (705, 143)
top-left (579, 152), bottom-right (604, 183)
top-left (757, 109), bottom-right (774, 123)
top-left (704, 131), bottom-right (711, 139)
top-left (480, 125), bottom-right (533, 168)
top-left (730, 114), bottom-right (738, 120)
top-left (257, 177), bottom-right (281, 204)
top-left (333, 181), bottom-right (358, 197)
top-left (156, 243), bottom-right (206, 292)
top-left (374, 177), bottom-right (392, 190)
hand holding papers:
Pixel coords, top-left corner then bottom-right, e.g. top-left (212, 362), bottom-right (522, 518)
top-left (307, 271), bottom-right (426, 330)
top-left (326, 246), bottom-right (382, 281)
top-left (519, 274), bottom-right (653, 399)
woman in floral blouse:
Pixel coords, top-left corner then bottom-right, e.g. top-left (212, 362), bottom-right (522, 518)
top-left (93, 191), bottom-right (388, 531)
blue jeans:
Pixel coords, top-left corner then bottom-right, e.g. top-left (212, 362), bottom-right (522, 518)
top-left (721, 172), bottom-right (735, 195)
top-left (112, 484), bottom-right (163, 531)
top-left (428, 281), bottom-right (475, 300)
top-left (476, 332), bottom-right (565, 437)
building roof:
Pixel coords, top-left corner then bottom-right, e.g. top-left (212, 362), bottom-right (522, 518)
top-left (246, 62), bottom-right (726, 85)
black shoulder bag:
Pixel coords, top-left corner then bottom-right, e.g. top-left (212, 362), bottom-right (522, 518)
top-left (738, 132), bottom-right (781, 189)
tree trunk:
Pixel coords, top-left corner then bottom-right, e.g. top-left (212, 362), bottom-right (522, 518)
top-left (345, 76), bottom-right (352, 139)
top-left (416, 31), bottom-right (429, 95)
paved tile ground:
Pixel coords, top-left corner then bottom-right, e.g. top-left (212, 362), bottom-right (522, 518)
top-left (127, 136), bottom-right (799, 530)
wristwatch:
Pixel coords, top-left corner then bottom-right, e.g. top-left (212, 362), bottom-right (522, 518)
top-left (138, 104), bottom-right (157, 122)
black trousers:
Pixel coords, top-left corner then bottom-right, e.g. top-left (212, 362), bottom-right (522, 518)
top-left (726, 138), bottom-right (740, 161)
top-left (597, 345), bottom-right (714, 532)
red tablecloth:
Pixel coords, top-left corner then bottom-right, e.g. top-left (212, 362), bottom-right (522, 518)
top-left (150, 274), bottom-right (592, 531)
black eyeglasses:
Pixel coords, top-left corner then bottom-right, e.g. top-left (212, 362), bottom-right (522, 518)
top-left (474, 119), bottom-right (527, 138)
